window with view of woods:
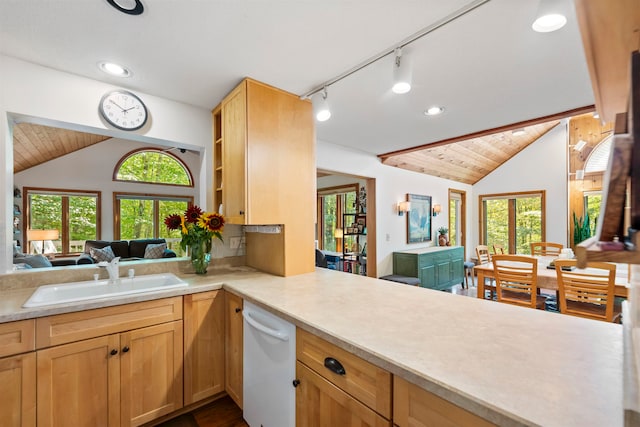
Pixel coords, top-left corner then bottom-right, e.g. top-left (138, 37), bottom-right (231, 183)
top-left (479, 190), bottom-right (545, 255)
top-left (317, 184), bottom-right (358, 252)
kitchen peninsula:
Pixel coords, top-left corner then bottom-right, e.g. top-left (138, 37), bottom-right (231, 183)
top-left (0, 263), bottom-right (623, 427)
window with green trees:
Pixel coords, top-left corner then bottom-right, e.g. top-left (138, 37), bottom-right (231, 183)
top-left (114, 194), bottom-right (192, 256)
top-left (26, 188), bottom-right (99, 255)
top-left (480, 191), bottom-right (545, 254)
top-left (115, 149), bottom-right (193, 186)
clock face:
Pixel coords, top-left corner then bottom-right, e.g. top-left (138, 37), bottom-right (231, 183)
top-left (99, 90), bottom-right (148, 130)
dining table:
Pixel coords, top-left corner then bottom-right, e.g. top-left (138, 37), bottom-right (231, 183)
top-left (474, 255), bottom-right (629, 299)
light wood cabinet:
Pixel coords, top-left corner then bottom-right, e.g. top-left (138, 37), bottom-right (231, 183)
top-left (183, 290), bottom-right (225, 404)
top-left (394, 376), bottom-right (496, 427)
top-left (296, 328), bottom-right (392, 425)
top-left (213, 78), bottom-right (316, 276)
top-left (35, 298), bottom-right (183, 427)
top-left (0, 319), bottom-right (36, 427)
top-left (224, 291), bottom-right (243, 409)
top-left (0, 352), bottom-right (36, 427)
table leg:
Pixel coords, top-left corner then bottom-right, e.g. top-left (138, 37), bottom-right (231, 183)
top-left (477, 270), bottom-right (485, 299)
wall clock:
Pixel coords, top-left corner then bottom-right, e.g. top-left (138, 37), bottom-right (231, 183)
top-left (99, 90), bottom-right (148, 131)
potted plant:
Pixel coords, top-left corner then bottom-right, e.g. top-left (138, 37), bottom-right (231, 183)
top-left (437, 226), bottom-right (449, 246)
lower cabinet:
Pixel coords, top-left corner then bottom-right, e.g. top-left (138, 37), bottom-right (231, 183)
top-left (35, 297), bottom-right (184, 427)
top-left (183, 290), bottom-right (225, 405)
top-left (224, 291), bottom-right (243, 409)
top-left (394, 376), bottom-right (496, 427)
top-left (0, 352), bottom-right (36, 427)
top-left (295, 328), bottom-right (392, 426)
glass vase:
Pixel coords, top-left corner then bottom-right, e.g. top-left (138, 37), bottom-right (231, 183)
top-left (191, 239), bottom-right (212, 274)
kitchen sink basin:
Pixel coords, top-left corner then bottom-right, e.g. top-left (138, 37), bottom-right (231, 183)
top-left (23, 273), bottom-right (188, 308)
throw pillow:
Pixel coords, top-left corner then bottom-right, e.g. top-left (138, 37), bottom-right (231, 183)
top-left (91, 246), bottom-right (115, 262)
top-left (144, 242), bottom-right (167, 259)
top-left (16, 254), bottom-right (52, 268)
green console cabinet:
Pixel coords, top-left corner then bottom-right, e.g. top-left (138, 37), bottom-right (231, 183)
top-left (392, 246), bottom-right (464, 291)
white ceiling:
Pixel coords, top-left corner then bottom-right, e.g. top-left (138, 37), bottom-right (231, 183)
top-left (0, 0), bottom-right (594, 156)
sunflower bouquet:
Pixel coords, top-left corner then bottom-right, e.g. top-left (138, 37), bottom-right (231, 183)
top-left (164, 205), bottom-right (224, 273)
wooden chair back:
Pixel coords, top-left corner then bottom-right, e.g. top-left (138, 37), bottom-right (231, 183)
top-left (492, 244), bottom-right (506, 255)
top-left (492, 255), bottom-right (542, 309)
top-left (530, 242), bottom-right (563, 256)
top-left (475, 245), bottom-right (492, 264)
top-left (554, 259), bottom-right (617, 322)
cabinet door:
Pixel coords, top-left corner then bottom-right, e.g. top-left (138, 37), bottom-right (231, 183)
top-left (120, 321), bottom-right (183, 427)
top-left (0, 352), bottom-right (35, 427)
top-left (222, 82), bottom-right (247, 224)
top-left (419, 265), bottom-right (435, 288)
top-left (296, 362), bottom-right (391, 427)
top-left (435, 260), bottom-right (452, 289)
top-left (394, 376), bottom-right (496, 427)
top-left (183, 291), bottom-right (225, 404)
top-left (225, 292), bottom-right (244, 409)
top-left (37, 335), bottom-right (120, 427)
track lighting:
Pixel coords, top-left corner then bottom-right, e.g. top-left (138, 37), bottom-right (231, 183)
top-left (392, 48), bottom-right (412, 94)
top-left (315, 87), bottom-right (331, 122)
top-left (532, 0), bottom-right (567, 33)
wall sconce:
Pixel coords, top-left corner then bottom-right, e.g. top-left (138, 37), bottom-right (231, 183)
top-left (432, 204), bottom-right (442, 217)
top-left (397, 201), bottom-right (411, 216)
top-left (27, 229), bottom-right (59, 256)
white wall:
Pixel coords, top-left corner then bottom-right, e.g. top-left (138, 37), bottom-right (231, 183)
top-left (317, 140), bottom-right (473, 276)
top-left (1, 55), bottom-right (214, 273)
top-left (14, 138), bottom-right (201, 241)
top-left (471, 121), bottom-right (569, 250)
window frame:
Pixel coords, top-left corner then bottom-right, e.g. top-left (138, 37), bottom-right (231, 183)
top-left (316, 184), bottom-right (359, 251)
top-left (24, 187), bottom-right (101, 255)
top-left (478, 190), bottom-right (546, 254)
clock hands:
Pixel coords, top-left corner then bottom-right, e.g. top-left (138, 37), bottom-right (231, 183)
top-left (109, 99), bottom-right (126, 112)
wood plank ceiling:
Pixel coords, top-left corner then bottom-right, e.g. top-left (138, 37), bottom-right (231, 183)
top-left (379, 121), bottom-right (560, 185)
top-left (13, 123), bottom-right (110, 173)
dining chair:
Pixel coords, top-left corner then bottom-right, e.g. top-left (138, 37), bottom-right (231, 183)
top-left (492, 243), bottom-right (506, 255)
top-left (492, 254), bottom-right (546, 309)
top-left (475, 245), bottom-right (495, 298)
top-left (554, 259), bottom-right (620, 322)
top-left (530, 242), bottom-right (563, 256)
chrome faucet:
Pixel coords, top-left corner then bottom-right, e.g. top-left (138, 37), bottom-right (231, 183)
top-left (98, 257), bottom-right (121, 283)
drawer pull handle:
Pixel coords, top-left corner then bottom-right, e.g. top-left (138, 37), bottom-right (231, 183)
top-left (122, 346), bottom-right (130, 353)
top-left (235, 307), bottom-right (242, 313)
top-left (110, 349), bottom-right (118, 356)
top-left (324, 357), bottom-right (346, 376)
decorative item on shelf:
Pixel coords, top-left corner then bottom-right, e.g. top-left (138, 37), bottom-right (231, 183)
top-left (358, 186), bottom-right (367, 213)
top-left (437, 227), bottom-right (450, 246)
top-left (164, 205), bottom-right (225, 274)
top-left (13, 187), bottom-right (21, 198)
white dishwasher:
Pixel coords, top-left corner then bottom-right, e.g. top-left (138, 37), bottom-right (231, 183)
top-left (242, 301), bottom-right (296, 427)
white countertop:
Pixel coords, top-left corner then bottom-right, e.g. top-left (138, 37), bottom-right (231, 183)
top-left (0, 266), bottom-right (623, 427)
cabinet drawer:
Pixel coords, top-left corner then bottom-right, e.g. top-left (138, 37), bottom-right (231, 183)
top-left (296, 328), bottom-right (391, 419)
top-left (36, 297), bottom-right (182, 349)
top-left (394, 376), bottom-right (496, 427)
top-left (0, 319), bottom-right (35, 358)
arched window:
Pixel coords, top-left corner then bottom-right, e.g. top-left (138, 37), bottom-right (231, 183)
top-left (584, 135), bottom-right (612, 173)
top-left (114, 149), bottom-right (193, 186)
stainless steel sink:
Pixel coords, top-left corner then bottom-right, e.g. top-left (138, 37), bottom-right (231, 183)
top-left (23, 273), bottom-right (188, 308)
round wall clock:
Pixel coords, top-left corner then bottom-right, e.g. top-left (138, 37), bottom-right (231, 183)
top-left (99, 90), bottom-right (148, 131)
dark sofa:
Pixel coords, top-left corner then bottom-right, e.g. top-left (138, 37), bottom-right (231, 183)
top-left (52, 239), bottom-right (177, 266)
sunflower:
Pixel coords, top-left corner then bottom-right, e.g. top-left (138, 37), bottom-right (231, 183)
top-left (184, 205), bottom-right (203, 224)
top-left (198, 212), bottom-right (225, 233)
top-left (164, 214), bottom-right (183, 230)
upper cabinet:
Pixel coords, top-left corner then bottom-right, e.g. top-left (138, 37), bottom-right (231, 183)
top-left (213, 78), bottom-right (316, 276)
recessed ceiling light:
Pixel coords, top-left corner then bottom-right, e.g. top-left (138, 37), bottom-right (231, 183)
top-left (512, 128), bottom-right (526, 136)
top-left (424, 106), bottom-right (445, 116)
top-left (98, 61), bottom-right (132, 77)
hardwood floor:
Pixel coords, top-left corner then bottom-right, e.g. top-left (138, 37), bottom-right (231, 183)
top-left (156, 396), bottom-right (248, 427)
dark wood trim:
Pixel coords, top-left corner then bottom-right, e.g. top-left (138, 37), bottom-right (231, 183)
top-left (378, 105), bottom-right (595, 160)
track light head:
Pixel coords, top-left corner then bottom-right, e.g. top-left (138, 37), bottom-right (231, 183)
top-left (532, 0), bottom-right (567, 33)
top-left (315, 87), bottom-right (331, 122)
top-left (392, 48), bottom-right (412, 94)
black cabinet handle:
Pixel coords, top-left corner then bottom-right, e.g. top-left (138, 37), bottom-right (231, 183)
top-left (324, 357), bottom-right (346, 376)
top-left (110, 349), bottom-right (118, 356)
top-left (239, 210), bottom-right (245, 215)
top-left (122, 346), bottom-right (130, 353)
top-left (235, 307), bottom-right (242, 313)
top-left (292, 379), bottom-right (300, 387)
